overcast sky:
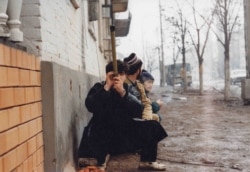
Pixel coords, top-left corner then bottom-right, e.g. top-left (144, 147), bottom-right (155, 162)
top-left (116, 0), bottom-right (244, 85)
top-left (116, 0), bottom-right (213, 84)
top-left (116, 0), bottom-right (213, 59)
top-left (116, 0), bottom-right (161, 59)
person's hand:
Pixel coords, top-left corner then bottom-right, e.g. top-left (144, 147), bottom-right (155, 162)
top-left (104, 72), bottom-right (115, 91)
top-left (112, 74), bottom-right (126, 97)
top-left (156, 99), bottom-right (164, 107)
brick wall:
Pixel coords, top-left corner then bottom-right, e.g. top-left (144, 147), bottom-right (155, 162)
top-left (0, 43), bottom-right (44, 172)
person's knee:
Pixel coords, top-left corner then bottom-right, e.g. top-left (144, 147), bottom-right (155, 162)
top-left (152, 113), bottom-right (160, 122)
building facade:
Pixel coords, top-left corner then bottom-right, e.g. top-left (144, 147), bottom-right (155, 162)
top-left (0, 0), bottom-right (130, 171)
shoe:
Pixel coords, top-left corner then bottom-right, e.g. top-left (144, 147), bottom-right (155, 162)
top-left (78, 157), bottom-right (97, 168)
top-left (97, 164), bottom-right (106, 171)
top-left (97, 154), bottom-right (110, 171)
top-left (138, 161), bottom-right (166, 171)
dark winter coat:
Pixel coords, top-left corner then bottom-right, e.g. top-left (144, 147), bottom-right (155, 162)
top-left (78, 82), bottom-right (167, 163)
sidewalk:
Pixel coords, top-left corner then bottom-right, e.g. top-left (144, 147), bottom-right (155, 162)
top-left (106, 86), bottom-right (250, 172)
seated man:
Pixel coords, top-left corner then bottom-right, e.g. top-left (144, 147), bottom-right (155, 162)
top-left (123, 53), bottom-right (160, 122)
top-left (78, 60), bottom-right (168, 171)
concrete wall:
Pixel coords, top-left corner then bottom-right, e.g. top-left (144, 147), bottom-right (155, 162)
top-left (41, 61), bottom-right (98, 172)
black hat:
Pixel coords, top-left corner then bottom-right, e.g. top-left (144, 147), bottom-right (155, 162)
top-left (140, 69), bottom-right (154, 83)
top-left (105, 60), bottom-right (128, 74)
top-left (123, 53), bottom-right (143, 75)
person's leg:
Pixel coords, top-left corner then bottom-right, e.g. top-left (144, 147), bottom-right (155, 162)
top-left (133, 120), bottom-right (167, 171)
top-left (140, 140), bottom-right (157, 162)
top-left (133, 120), bottom-right (167, 145)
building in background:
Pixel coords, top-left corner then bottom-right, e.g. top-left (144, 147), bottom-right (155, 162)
top-left (0, 0), bottom-right (131, 171)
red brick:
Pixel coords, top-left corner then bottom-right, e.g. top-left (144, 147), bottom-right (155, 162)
top-left (0, 133), bottom-right (6, 155)
top-left (8, 107), bottom-right (21, 128)
top-left (22, 158), bottom-right (28, 172)
top-left (10, 48), bottom-right (17, 67)
top-left (0, 66), bottom-right (8, 87)
top-left (0, 109), bottom-right (8, 132)
top-left (36, 146), bottom-right (44, 165)
top-left (27, 136), bottom-right (36, 156)
top-left (17, 142), bottom-right (28, 165)
top-left (32, 153), bottom-right (37, 170)
top-left (3, 147), bottom-right (17, 172)
top-left (24, 54), bottom-right (32, 70)
top-left (18, 123), bottom-right (29, 144)
top-left (0, 156), bottom-right (3, 172)
top-left (0, 44), bottom-right (4, 65)
top-left (19, 69), bottom-right (30, 86)
top-left (11, 167), bottom-right (18, 172)
top-left (37, 72), bottom-right (41, 86)
top-left (0, 88), bottom-right (14, 109)
top-left (35, 57), bottom-right (41, 71)
top-left (29, 119), bottom-right (38, 137)
top-left (16, 49), bottom-right (23, 68)
top-left (3, 45), bottom-right (11, 66)
top-left (7, 67), bottom-right (19, 86)
top-left (30, 102), bottom-right (38, 119)
top-left (37, 117), bottom-right (42, 133)
top-left (37, 161), bottom-right (44, 172)
top-left (20, 53), bottom-right (28, 70)
top-left (30, 71), bottom-right (38, 86)
top-left (25, 87), bottom-right (35, 103)
top-left (5, 127), bottom-right (19, 151)
top-left (16, 165), bottom-right (23, 172)
top-left (20, 104), bottom-right (31, 123)
top-left (37, 102), bottom-right (42, 116)
top-left (14, 87), bottom-right (25, 106)
top-left (36, 132), bottom-right (43, 149)
top-left (27, 155), bottom-right (33, 172)
top-left (30, 55), bottom-right (36, 71)
top-left (34, 87), bottom-right (41, 101)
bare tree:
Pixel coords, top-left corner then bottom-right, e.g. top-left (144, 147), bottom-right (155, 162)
top-left (167, 5), bottom-right (190, 92)
top-left (170, 30), bottom-right (181, 88)
top-left (145, 47), bottom-right (158, 73)
top-left (212, 0), bottom-right (242, 100)
top-left (187, 0), bottom-right (215, 95)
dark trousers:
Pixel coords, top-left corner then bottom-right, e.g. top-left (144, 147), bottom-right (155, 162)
top-left (78, 120), bottom-right (167, 164)
top-left (131, 120), bottom-right (167, 162)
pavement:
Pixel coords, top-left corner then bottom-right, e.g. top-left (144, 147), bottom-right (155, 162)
top-left (105, 85), bottom-right (250, 172)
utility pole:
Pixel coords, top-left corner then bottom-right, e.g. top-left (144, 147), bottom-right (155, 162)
top-left (159, 0), bottom-right (166, 87)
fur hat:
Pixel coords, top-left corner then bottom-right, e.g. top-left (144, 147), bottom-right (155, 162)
top-left (105, 60), bottom-right (128, 74)
top-left (140, 69), bottom-right (154, 83)
top-left (123, 53), bottom-right (143, 75)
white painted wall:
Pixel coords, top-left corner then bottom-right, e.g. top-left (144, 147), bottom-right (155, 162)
top-left (20, 0), bottom-right (107, 78)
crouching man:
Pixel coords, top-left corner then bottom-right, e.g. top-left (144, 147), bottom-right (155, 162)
top-left (78, 60), bottom-right (168, 171)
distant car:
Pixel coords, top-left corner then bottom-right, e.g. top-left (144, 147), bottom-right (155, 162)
top-left (230, 69), bottom-right (246, 84)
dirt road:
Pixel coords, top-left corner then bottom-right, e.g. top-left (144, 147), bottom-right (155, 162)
top-left (106, 86), bottom-right (250, 172)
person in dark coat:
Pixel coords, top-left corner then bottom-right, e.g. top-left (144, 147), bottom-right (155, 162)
top-left (123, 53), bottom-right (168, 170)
top-left (78, 60), bottom-right (167, 171)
